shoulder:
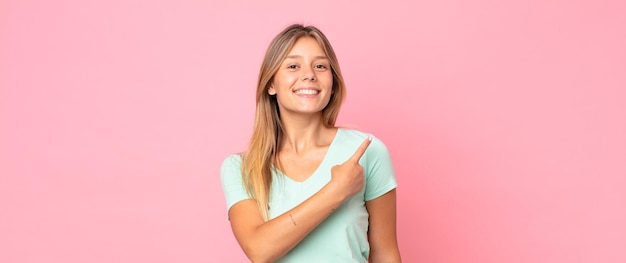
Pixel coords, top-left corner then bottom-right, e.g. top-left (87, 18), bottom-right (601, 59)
top-left (221, 153), bottom-right (242, 167)
top-left (220, 154), bottom-right (243, 179)
top-left (338, 128), bottom-right (390, 155)
top-left (338, 128), bottom-right (369, 140)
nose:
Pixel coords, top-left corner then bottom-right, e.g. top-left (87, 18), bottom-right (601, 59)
top-left (302, 66), bottom-right (316, 81)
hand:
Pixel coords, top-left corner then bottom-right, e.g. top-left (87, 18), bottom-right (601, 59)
top-left (330, 137), bottom-right (372, 199)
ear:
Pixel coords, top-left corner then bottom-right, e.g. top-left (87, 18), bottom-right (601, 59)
top-left (268, 85), bottom-right (276, 95)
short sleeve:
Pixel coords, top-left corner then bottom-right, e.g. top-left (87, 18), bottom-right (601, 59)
top-left (220, 154), bottom-right (252, 213)
top-left (362, 137), bottom-right (398, 201)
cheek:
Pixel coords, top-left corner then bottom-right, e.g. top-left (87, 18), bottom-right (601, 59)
top-left (274, 74), bottom-right (298, 89)
top-left (322, 74), bottom-right (334, 88)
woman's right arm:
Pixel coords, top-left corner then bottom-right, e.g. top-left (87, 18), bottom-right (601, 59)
top-left (228, 138), bottom-right (371, 263)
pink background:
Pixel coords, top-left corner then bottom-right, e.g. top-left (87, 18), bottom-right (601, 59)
top-left (2, 0), bottom-right (625, 262)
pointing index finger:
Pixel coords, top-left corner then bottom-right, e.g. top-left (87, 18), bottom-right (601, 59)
top-left (349, 136), bottom-right (373, 163)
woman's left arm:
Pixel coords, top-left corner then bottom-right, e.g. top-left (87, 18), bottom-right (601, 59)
top-left (366, 189), bottom-right (402, 263)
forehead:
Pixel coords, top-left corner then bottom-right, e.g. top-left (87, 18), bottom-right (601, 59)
top-left (286, 37), bottom-right (327, 57)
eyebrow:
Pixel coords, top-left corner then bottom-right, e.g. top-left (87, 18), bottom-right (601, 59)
top-left (285, 55), bottom-right (329, 60)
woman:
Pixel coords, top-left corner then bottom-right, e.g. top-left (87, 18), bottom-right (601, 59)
top-left (220, 24), bottom-right (401, 263)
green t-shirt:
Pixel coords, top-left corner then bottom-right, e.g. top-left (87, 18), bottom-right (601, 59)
top-left (220, 129), bottom-right (397, 262)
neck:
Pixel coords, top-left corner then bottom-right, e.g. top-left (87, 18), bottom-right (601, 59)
top-left (279, 112), bottom-right (333, 154)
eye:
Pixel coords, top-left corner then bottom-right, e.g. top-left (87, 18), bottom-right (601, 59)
top-left (287, 64), bottom-right (298, 69)
top-left (314, 64), bottom-right (328, 70)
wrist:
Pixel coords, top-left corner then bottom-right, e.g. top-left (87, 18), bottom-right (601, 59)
top-left (321, 181), bottom-right (348, 207)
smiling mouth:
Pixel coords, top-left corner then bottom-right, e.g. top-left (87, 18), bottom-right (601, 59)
top-left (294, 89), bottom-right (320, 95)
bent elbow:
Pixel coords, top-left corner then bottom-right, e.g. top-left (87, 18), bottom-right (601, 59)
top-left (241, 242), bottom-right (278, 263)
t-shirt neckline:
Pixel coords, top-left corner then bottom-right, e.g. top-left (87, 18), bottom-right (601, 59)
top-left (275, 128), bottom-right (342, 184)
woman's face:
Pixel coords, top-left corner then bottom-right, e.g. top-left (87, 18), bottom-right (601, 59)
top-left (269, 37), bottom-right (333, 116)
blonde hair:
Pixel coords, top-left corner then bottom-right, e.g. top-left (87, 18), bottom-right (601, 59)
top-left (241, 24), bottom-right (346, 221)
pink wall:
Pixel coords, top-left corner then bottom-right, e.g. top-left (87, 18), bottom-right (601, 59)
top-left (2, 0), bottom-right (625, 262)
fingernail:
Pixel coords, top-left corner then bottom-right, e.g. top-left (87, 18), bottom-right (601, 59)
top-left (368, 136), bottom-right (373, 141)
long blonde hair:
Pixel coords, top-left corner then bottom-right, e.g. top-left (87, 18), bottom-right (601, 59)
top-left (241, 24), bottom-right (346, 221)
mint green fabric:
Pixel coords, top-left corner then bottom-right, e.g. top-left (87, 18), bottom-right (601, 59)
top-left (220, 129), bottom-right (397, 262)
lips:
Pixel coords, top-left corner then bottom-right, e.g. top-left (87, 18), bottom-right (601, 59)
top-left (293, 88), bottom-right (320, 95)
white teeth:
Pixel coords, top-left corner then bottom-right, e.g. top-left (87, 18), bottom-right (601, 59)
top-left (294, 89), bottom-right (319, 95)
